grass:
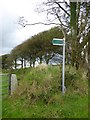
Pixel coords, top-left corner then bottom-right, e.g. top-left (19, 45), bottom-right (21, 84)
top-left (2, 65), bottom-right (88, 118)
top-left (0, 73), bottom-right (9, 119)
top-left (0, 74), bottom-right (9, 119)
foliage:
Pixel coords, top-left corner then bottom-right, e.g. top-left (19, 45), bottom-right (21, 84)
top-left (10, 27), bottom-right (63, 69)
top-left (18, 1), bottom-right (89, 70)
top-left (0, 54), bottom-right (12, 69)
top-left (34, 1), bottom-right (89, 69)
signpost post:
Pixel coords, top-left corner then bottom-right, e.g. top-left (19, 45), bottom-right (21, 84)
top-left (52, 38), bottom-right (65, 94)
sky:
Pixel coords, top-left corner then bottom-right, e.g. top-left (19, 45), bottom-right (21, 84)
top-left (0, 0), bottom-right (55, 55)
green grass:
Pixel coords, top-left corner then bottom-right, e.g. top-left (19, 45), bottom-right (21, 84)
top-left (2, 92), bottom-right (88, 118)
top-left (0, 74), bottom-right (9, 119)
top-left (2, 65), bottom-right (88, 118)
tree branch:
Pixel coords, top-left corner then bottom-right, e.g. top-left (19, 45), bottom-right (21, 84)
top-left (55, 13), bottom-right (67, 39)
top-left (18, 21), bottom-right (68, 28)
top-left (55, 2), bottom-right (70, 16)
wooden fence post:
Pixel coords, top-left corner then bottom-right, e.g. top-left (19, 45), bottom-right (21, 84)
top-left (8, 74), bottom-right (11, 95)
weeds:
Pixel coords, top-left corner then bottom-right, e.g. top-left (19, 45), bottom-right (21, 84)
top-left (2, 65), bottom-right (88, 118)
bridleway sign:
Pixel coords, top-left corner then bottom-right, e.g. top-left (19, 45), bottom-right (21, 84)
top-left (52, 38), bottom-right (66, 94)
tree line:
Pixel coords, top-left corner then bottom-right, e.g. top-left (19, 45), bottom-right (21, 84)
top-left (0, 27), bottom-right (64, 69)
top-left (1, 1), bottom-right (89, 71)
top-left (0, 26), bottom-right (88, 70)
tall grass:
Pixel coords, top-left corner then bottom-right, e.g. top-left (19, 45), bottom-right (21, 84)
top-left (2, 65), bottom-right (88, 118)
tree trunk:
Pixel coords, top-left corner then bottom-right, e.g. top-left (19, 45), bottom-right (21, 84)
top-left (40, 57), bottom-right (42, 64)
top-left (88, 30), bottom-right (90, 80)
top-left (33, 61), bottom-right (35, 67)
top-left (30, 61), bottom-right (32, 67)
top-left (14, 59), bottom-right (17, 69)
top-left (21, 58), bottom-right (23, 68)
top-left (24, 59), bottom-right (26, 68)
top-left (70, 2), bottom-right (81, 70)
top-left (46, 58), bottom-right (49, 64)
top-left (71, 35), bottom-right (76, 67)
top-left (29, 58), bottom-right (32, 67)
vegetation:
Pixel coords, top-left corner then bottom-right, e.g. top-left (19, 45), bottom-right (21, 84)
top-left (2, 65), bottom-right (88, 118)
top-left (19, 1), bottom-right (89, 70)
top-left (0, 25), bottom-right (88, 71)
top-left (0, 54), bottom-right (12, 70)
top-left (0, 27), bottom-right (64, 69)
top-left (1, 0), bottom-right (89, 119)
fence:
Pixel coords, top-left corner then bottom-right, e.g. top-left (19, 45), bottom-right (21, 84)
top-left (0, 74), bottom-right (18, 95)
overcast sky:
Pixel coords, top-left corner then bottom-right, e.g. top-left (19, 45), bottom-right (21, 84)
top-left (0, 0), bottom-right (55, 55)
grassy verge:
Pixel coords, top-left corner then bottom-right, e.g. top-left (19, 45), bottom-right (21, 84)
top-left (2, 65), bottom-right (88, 118)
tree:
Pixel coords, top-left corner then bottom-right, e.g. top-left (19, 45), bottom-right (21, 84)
top-left (11, 27), bottom-right (64, 68)
top-left (18, 0), bottom-right (89, 70)
top-left (70, 2), bottom-right (89, 69)
top-left (0, 54), bottom-right (12, 69)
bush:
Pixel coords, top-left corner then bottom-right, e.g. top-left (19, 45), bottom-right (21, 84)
top-left (13, 65), bottom-right (88, 104)
top-left (65, 65), bottom-right (88, 95)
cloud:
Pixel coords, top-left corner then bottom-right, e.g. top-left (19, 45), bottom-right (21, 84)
top-left (0, 0), bottom-right (55, 55)
top-left (1, 11), bottom-right (19, 54)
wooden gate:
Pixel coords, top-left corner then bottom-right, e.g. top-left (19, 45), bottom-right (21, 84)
top-left (0, 74), bottom-right (11, 95)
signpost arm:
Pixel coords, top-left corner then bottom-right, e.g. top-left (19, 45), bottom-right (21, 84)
top-left (62, 38), bottom-right (65, 94)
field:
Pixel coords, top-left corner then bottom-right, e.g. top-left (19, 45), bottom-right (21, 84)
top-left (0, 74), bottom-right (9, 119)
top-left (2, 65), bottom-right (88, 118)
top-left (0, 74), bottom-right (2, 119)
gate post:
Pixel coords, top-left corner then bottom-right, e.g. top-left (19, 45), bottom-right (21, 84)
top-left (8, 74), bottom-right (11, 95)
top-left (11, 74), bottom-right (18, 95)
